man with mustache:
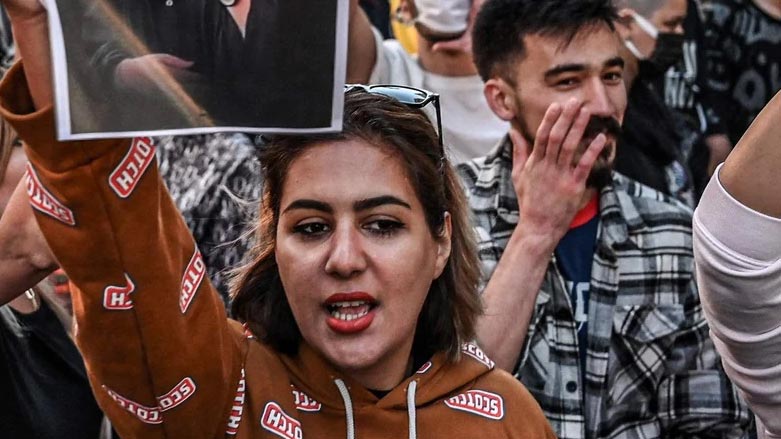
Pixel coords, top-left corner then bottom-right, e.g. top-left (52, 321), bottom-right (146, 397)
top-left (458, 0), bottom-right (750, 437)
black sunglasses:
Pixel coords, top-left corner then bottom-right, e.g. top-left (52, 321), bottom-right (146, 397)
top-left (344, 84), bottom-right (444, 149)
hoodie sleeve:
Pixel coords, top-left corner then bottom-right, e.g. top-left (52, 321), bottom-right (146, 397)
top-left (0, 62), bottom-right (243, 439)
top-left (693, 166), bottom-right (781, 439)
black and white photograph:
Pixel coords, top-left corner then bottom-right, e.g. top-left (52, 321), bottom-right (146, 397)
top-left (46, 0), bottom-right (348, 139)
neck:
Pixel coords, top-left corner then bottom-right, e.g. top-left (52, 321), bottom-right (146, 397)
top-left (417, 38), bottom-right (478, 77)
top-left (579, 188), bottom-right (599, 212)
top-left (753, 0), bottom-right (781, 19)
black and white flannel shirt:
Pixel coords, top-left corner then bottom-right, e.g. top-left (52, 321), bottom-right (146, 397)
top-left (457, 137), bottom-right (750, 438)
top-left (157, 134), bottom-right (262, 306)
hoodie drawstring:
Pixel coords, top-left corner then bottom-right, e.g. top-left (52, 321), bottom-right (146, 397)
top-left (406, 380), bottom-right (418, 439)
top-left (334, 379), bottom-right (355, 439)
top-left (333, 378), bottom-right (419, 439)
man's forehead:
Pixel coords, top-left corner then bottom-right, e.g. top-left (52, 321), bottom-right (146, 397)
top-left (520, 25), bottom-right (622, 70)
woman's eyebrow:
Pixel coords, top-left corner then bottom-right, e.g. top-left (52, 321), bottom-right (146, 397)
top-left (282, 199), bottom-right (333, 214)
top-left (282, 196), bottom-right (412, 214)
top-left (353, 196), bottom-right (412, 212)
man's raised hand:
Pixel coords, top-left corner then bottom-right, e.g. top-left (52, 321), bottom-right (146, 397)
top-left (510, 98), bottom-right (607, 245)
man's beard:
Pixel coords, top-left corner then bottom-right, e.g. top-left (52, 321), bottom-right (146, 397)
top-left (517, 115), bottom-right (621, 190)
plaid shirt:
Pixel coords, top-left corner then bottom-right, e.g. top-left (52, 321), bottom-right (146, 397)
top-left (457, 137), bottom-right (750, 439)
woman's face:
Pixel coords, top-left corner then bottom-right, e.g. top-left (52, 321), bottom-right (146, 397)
top-left (275, 139), bottom-right (451, 390)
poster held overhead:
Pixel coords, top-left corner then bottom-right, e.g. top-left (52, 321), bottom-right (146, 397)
top-left (44, 0), bottom-right (347, 140)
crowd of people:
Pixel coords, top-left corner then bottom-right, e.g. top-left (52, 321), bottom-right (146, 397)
top-left (0, 0), bottom-right (780, 438)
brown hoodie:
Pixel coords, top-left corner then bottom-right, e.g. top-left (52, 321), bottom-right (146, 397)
top-left (0, 62), bottom-right (556, 439)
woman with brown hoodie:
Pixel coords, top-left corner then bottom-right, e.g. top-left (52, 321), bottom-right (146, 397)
top-left (0, 0), bottom-right (558, 437)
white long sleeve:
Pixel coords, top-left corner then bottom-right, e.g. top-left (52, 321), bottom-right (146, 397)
top-left (693, 165), bottom-right (781, 438)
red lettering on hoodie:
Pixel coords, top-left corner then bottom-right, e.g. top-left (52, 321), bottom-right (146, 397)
top-left (103, 386), bottom-right (163, 425)
top-left (108, 137), bottom-right (155, 199)
top-left (157, 377), bottom-right (197, 411)
top-left (226, 369), bottom-right (246, 435)
top-left (462, 343), bottom-right (495, 369)
top-left (417, 361), bottom-right (433, 374)
top-left (444, 390), bottom-right (504, 420)
top-left (291, 386), bottom-right (322, 412)
top-left (24, 163), bottom-right (76, 226)
top-left (180, 249), bottom-right (205, 313)
top-left (102, 274), bottom-right (135, 310)
top-left (104, 377), bottom-right (197, 425)
top-left (261, 402), bottom-right (303, 439)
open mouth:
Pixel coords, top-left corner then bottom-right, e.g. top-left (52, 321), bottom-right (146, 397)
top-left (323, 293), bottom-right (379, 334)
top-left (326, 301), bottom-right (377, 321)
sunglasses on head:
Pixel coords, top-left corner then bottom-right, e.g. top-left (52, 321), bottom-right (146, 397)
top-left (344, 84), bottom-right (444, 149)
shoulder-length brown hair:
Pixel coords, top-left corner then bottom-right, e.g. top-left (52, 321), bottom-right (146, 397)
top-left (231, 90), bottom-right (482, 361)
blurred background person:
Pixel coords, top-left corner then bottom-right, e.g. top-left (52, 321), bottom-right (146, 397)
top-left (703, 0), bottom-right (781, 146)
top-left (614, 0), bottom-right (696, 207)
top-left (658, 0), bottom-right (731, 200)
top-left (348, 0), bottom-right (509, 163)
top-left (0, 115), bottom-right (110, 439)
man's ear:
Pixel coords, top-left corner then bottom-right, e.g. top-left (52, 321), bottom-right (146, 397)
top-left (484, 77), bottom-right (518, 122)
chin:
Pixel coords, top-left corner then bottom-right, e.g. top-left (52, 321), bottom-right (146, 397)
top-left (318, 336), bottom-right (387, 373)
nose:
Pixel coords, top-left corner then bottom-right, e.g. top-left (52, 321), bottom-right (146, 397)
top-left (583, 78), bottom-right (616, 119)
top-left (324, 224), bottom-right (368, 278)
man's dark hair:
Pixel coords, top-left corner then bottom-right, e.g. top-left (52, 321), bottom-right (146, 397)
top-left (473, 0), bottom-right (619, 82)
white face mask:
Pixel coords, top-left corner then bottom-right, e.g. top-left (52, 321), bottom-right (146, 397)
top-left (624, 12), bottom-right (659, 59)
top-left (413, 0), bottom-right (471, 35)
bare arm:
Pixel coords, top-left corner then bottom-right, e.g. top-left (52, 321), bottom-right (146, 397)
top-left (719, 91), bottom-right (781, 217)
top-left (693, 90), bottom-right (781, 436)
top-left (477, 99), bottom-right (607, 371)
top-left (346, 0), bottom-right (377, 84)
top-left (0, 177), bottom-right (57, 306)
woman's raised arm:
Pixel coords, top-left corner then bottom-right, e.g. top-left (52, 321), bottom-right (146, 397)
top-left (693, 91), bottom-right (781, 438)
top-left (719, 91), bottom-right (781, 217)
top-left (0, 2), bottom-right (244, 437)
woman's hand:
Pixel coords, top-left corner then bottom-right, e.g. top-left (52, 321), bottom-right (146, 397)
top-left (1, 0), bottom-right (52, 109)
top-left (2, 0), bottom-right (46, 24)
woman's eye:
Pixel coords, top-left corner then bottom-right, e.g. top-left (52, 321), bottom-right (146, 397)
top-left (364, 219), bottom-right (404, 237)
top-left (292, 222), bottom-right (330, 237)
